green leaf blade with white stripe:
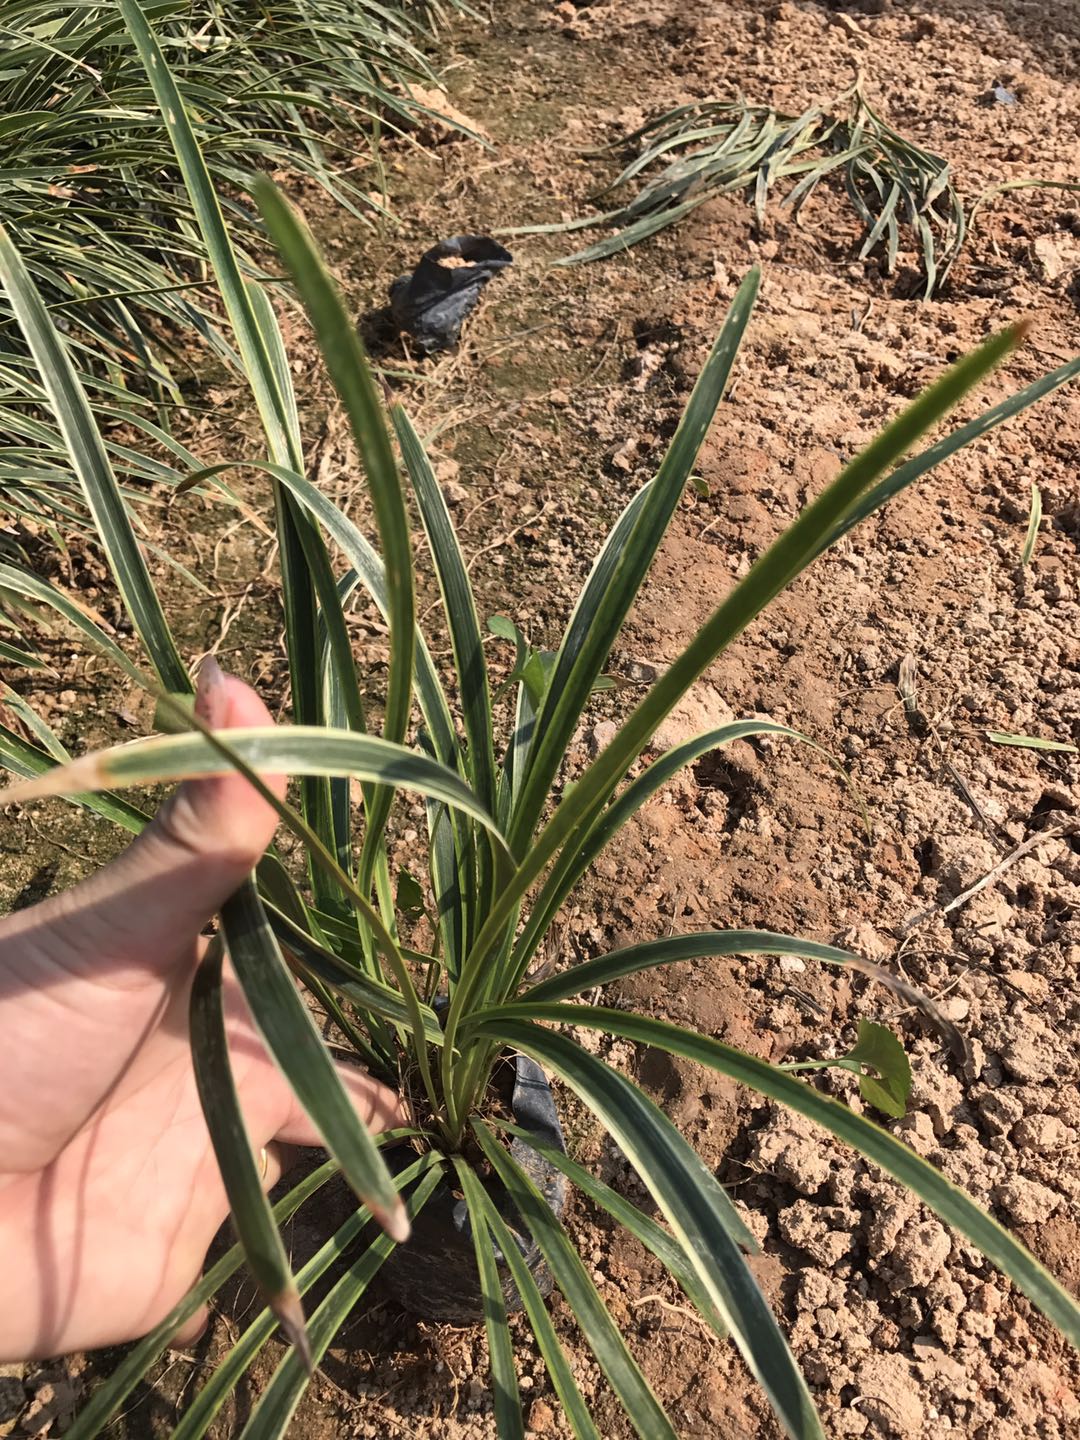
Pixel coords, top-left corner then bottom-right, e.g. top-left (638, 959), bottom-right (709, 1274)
top-left (453, 1160), bottom-right (525, 1440)
top-left (522, 928), bottom-right (862, 1006)
top-left (237, 1162), bottom-right (445, 1440)
top-left (189, 939), bottom-right (311, 1369)
top-left (254, 177), bottom-right (416, 884)
top-left (220, 882), bottom-right (408, 1244)
top-left (172, 1152), bottom-right (439, 1440)
top-left (487, 1118), bottom-right (729, 1341)
top-left (508, 268), bottom-right (760, 850)
top-left (64, 1161), bottom-right (344, 1440)
top-left (471, 1031), bottom-right (824, 1440)
top-left (460, 318), bottom-right (1029, 1009)
top-left (473, 1126), bottom-right (681, 1440)
top-left (0, 222), bottom-right (187, 693)
top-left (477, 1006), bottom-right (1080, 1353)
top-left (394, 405), bottom-right (496, 814)
top-left (0, 725), bottom-right (509, 856)
top-left (459, 1145), bottom-right (602, 1440)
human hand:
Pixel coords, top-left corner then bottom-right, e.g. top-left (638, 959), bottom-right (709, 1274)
top-left (0, 660), bottom-right (405, 1360)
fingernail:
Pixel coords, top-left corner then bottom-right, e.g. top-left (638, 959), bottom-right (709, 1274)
top-left (194, 655), bottom-right (228, 727)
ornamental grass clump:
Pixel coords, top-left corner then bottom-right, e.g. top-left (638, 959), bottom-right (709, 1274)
top-left (0, 0), bottom-right (471, 560)
top-left (1, 6), bottom-right (1079, 1437)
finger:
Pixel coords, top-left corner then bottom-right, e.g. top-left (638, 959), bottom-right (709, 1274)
top-left (261, 1139), bottom-right (291, 1190)
top-left (25, 658), bottom-right (285, 986)
top-left (273, 1061), bottom-right (409, 1149)
top-left (170, 1301), bottom-right (210, 1350)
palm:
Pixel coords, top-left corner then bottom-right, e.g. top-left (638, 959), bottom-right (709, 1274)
top-left (0, 669), bottom-right (402, 1362)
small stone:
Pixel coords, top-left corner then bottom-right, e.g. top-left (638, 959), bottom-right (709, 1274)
top-left (588, 720), bottom-right (618, 755)
top-left (941, 996), bottom-right (970, 1022)
top-left (884, 1218), bottom-right (952, 1290)
top-left (653, 684), bottom-right (736, 751)
top-left (778, 1201), bottom-right (859, 1266)
top-left (1011, 1114), bottom-right (1070, 1153)
top-left (993, 1177), bottom-right (1062, 1224)
top-left (1003, 970), bottom-right (1050, 1002)
top-left (527, 1397), bottom-right (555, 1433)
top-left (751, 1113), bottom-right (833, 1194)
top-left (1001, 1022), bottom-right (1059, 1083)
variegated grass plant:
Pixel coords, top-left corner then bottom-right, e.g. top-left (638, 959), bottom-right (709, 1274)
top-left (0, 0), bottom-right (472, 606)
top-left (1, 9), bottom-right (1080, 1438)
top-left (511, 88), bottom-right (1076, 300)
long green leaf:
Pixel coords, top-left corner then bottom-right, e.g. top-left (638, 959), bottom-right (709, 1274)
top-left (394, 405), bottom-right (495, 812)
top-left (172, 1152), bottom-right (439, 1440)
top-left (473, 1036), bottom-right (823, 1440)
top-left (488, 1119), bottom-right (729, 1340)
top-left (523, 929), bottom-right (861, 1005)
top-left (190, 938), bottom-right (311, 1366)
top-left (254, 177), bottom-right (416, 889)
top-left (476, 1007), bottom-right (1080, 1351)
top-left (182, 456), bottom-right (458, 766)
top-left (247, 277), bottom-right (357, 885)
top-left (460, 321), bottom-right (1027, 1015)
top-left (65, 1160), bottom-right (343, 1440)
top-left (459, 1149), bottom-right (601, 1440)
top-left (0, 222), bottom-right (187, 692)
top-left (0, 721), bottom-right (148, 833)
top-left (120, 0), bottom-right (331, 860)
top-left (220, 881), bottom-right (407, 1243)
top-left (0, 724), bottom-right (509, 852)
top-left (119, 0), bottom-right (296, 466)
top-left (453, 1161), bottom-right (525, 1439)
top-left (817, 349), bottom-right (1080, 559)
top-left (474, 1129), bottom-right (680, 1440)
top-left (507, 269), bottom-right (760, 852)
top-left (0, 561), bottom-right (144, 682)
top-left (265, 901), bottom-right (445, 1045)
top-left (238, 1163), bottom-right (444, 1440)
top-left (510, 720), bottom-right (817, 985)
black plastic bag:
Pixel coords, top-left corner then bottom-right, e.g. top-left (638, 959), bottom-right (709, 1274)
top-left (389, 235), bottom-right (512, 354)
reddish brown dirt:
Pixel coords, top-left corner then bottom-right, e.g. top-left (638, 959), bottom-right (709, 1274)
top-left (2, 0), bottom-right (1079, 1437)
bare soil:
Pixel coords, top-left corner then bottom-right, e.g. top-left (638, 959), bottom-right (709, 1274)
top-left (2, 1), bottom-right (1079, 1437)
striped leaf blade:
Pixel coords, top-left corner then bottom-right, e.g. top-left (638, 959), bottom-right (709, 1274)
top-left (479, 1006), bottom-right (1080, 1353)
top-left (453, 1160), bottom-right (525, 1439)
top-left (460, 320), bottom-right (1028, 1002)
top-left (472, 1032), bottom-right (823, 1440)
top-left (522, 929), bottom-right (861, 1005)
top-left (817, 355), bottom-right (1080, 562)
top-left (237, 1162), bottom-right (445, 1440)
top-left (474, 1129), bottom-right (679, 1440)
top-left (394, 406), bottom-right (496, 814)
top-left (0, 725), bottom-right (508, 853)
top-left (63, 1161), bottom-right (344, 1440)
top-left (510, 720), bottom-right (818, 987)
top-left (171, 1152), bottom-right (438, 1440)
top-left (507, 268), bottom-right (760, 851)
top-left (459, 1148), bottom-right (601, 1440)
top-left (220, 881), bottom-right (407, 1243)
top-left (190, 939), bottom-right (311, 1368)
top-left (254, 177), bottom-right (416, 886)
top-left (486, 1119), bottom-right (728, 1340)
top-left (0, 222), bottom-right (187, 693)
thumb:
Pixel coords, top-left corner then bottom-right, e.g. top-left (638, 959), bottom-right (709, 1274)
top-left (35, 658), bottom-right (285, 985)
